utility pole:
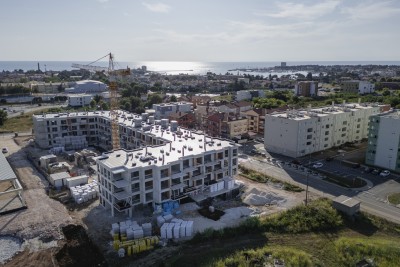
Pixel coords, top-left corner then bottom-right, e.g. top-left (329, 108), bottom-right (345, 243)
top-left (305, 172), bottom-right (309, 206)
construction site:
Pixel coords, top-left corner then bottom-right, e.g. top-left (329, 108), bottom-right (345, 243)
top-left (0, 55), bottom-right (305, 266)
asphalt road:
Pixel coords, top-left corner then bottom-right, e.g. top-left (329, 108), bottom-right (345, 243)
top-left (240, 155), bottom-right (400, 225)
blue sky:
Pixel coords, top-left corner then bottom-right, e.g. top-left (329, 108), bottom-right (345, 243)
top-left (1, 0), bottom-right (400, 61)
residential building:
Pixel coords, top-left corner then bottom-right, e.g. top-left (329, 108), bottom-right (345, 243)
top-left (234, 101), bottom-right (252, 113)
top-left (341, 80), bottom-right (375, 94)
top-left (294, 81), bottom-right (318, 97)
top-left (152, 102), bottom-right (193, 120)
top-left (33, 110), bottom-right (239, 217)
top-left (206, 113), bottom-right (248, 139)
top-left (68, 94), bottom-right (93, 107)
top-left (236, 90), bottom-right (265, 101)
top-left (168, 112), bottom-right (196, 129)
top-left (365, 110), bottom-right (400, 171)
top-left (95, 126), bottom-right (239, 217)
top-left (264, 103), bottom-right (388, 158)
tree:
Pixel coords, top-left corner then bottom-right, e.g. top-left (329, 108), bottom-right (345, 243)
top-left (382, 88), bottom-right (391, 96)
top-left (90, 99), bottom-right (96, 109)
top-left (170, 95), bottom-right (177, 102)
top-left (306, 72), bottom-right (313, 81)
top-left (146, 94), bottom-right (163, 107)
top-left (0, 109), bottom-right (7, 126)
top-left (93, 95), bottom-right (103, 103)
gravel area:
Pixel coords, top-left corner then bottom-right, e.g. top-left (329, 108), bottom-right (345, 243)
top-left (243, 188), bottom-right (286, 206)
top-left (0, 236), bottom-right (23, 264)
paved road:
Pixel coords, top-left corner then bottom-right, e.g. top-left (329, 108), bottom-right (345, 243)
top-left (240, 156), bottom-right (400, 224)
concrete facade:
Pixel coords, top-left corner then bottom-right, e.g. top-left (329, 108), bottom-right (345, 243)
top-left (264, 103), bottom-right (386, 158)
top-left (68, 94), bottom-right (93, 107)
top-left (95, 128), bottom-right (238, 217)
top-left (341, 80), bottom-right (375, 94)
top-left (294, 81), bottom-right (318, 97)
top-left (365, 111), bottom-right (400, 171)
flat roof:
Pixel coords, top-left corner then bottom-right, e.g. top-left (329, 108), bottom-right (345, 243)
top-left (97, 130), bottom-right (236, 169)
top-left (0, 153), bottom-right (17, 182)
top-left (50, 172), bottom-right (70, 181)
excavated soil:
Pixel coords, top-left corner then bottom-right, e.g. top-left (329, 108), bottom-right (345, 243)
top-left (55, 225), bottom-right (107, 267)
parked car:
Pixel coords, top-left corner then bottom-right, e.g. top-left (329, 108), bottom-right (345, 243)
top-left (325, 157), bottom-right (334, 162)
top-left (380, 170), bottom-right (391, 177)
top-left (371, 169), bottom-right (380, 175)
top-left (2, 147), bottom-right (8, 153)
top-left (313, 162), bottom-right (324, 168)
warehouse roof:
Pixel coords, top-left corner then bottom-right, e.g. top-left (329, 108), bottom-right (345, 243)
top-left (0, 153), bottom-right (17, 182)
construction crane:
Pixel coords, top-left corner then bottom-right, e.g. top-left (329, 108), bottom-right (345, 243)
top-left (72, 53), bottom-right (130, 150)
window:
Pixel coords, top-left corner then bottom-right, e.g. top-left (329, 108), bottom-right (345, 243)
top-left (325, 131), bottom-right (329, 135)
top-left (307, 134), bottom-right (312, 139)
top-left (307, 128), bottom-right (313, 133)
top-left (343, 121), bottom-right (347, 125)
top-left (306, 141), bottom-right (312, 145)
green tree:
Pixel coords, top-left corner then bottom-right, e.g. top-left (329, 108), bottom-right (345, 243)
top-left (93, 95), bottom-right (103, 103)
top-left (306, 72), bottom-right (313, 81)
top-left (146, 94), bottom-right (163, 107)
top-left (0, 109), bottom-right (8, 126)
top-left (170, 95), bottom-right (177, 102)
top-left (382, 88), bottom-right (391, 96)
top-left (90, 99), bottom-right (96, 109)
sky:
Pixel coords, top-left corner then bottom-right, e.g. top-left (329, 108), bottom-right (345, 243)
top-left (1, 0), bottom-right (400, 62)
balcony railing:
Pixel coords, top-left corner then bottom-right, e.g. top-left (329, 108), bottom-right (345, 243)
top-left (145, 186), bottom-right (153, 191)
top-left (145, 174), bottom-right (152, 180)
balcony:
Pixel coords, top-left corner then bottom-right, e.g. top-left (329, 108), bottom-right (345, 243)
top-left (114, 190), bottom-right (131, 200)
top-left (145, 174), bottom-right (153, 180)
top-left (131, 176), bottom-right (140, 182)
top-left (112, 179), bottom-right (129, 188)
top-left (114, 200), bottom-right (131, 211)
top-left (192, 172), bottom-right (205, 180)
top-left (171, 171), bottom-right (182, 179)
top-left (145, 186), bottom-right (153, 191)
top-left (131, 187), bottom-right (140, 193)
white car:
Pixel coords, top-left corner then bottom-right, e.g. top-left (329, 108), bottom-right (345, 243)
top-left (313, 162), bottom-right (324, 168)
top-left (2, 147), bottom-right (8, 153)
top-left (380, 170), bottom-right (390, 177)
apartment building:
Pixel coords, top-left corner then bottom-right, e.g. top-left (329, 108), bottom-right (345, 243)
top-left (264, 103), bottom-right (388, 158)
top-left (294, 81), bottom-right (318, 97)
top-left (341, 80), bottom-right (375, 94)
top-left (168, 112), bottom-right (196, 129)
top-left (68, 94), bottom-right (93, 107)
top-left (365, 111), bottom-right (400, 171)
top-left (205, 113), bottom-right (248, 139)
top-left (96, 128), bottom-right (239, 217)
top-left (236, 90), bottom-right (265, 101)
top-left (152, 102), bottom-right (193, 120)
top-left (33, 110), bottom-right (239, 217)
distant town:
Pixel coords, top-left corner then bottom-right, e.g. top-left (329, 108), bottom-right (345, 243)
top-left (1, 62), bottom-right (400, 266)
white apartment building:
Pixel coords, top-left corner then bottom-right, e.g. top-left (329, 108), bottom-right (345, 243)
top-left (294, 81), bottom-right (318, 97)
top-left (341, 80), bottom-right (375, 94)
top-left (152, 102), bottom-right (193, 120)
top-left (68, 94), bottom-right (93, 107)
top-left (33, 110), bottom-right (239, 217)
top-left (365, 111), bottom-right (400, 171)
top-left (96, 130), bottom-right (238, 217)
top-left (236, 90), bottom-right (265, 101)
top-left (264, 103), bottom-right (387, 158)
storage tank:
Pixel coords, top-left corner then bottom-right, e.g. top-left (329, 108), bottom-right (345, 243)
top-left (170, 120), bottom-right (178, 132)
top-left (155, 120), bottom-right (161, 125)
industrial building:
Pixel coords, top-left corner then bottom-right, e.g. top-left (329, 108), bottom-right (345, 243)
top-left (33, 110), bottom-right (239, 217)
top-left (65, 80), bottom-right (108, 94)
top-left (264, 102), bottom-right (389, 158)
top-left (365, 110), bottom-right (400, 171)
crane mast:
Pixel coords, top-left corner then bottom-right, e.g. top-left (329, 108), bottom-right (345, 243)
top-left (108, 53), bottom-right (120, 150)
top-left (72, 52), bottom-right (130, 151)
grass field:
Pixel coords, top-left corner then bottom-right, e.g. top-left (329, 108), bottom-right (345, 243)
top-left (165, 200), bottom-right (400, 267)
top-left (0, 112), bottom-right (34, 132)
top-left (388, 193), bottom-right (400, 205)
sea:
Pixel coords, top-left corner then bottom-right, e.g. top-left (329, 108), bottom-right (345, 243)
top-left (1, 61), bottom-right (400, 77)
